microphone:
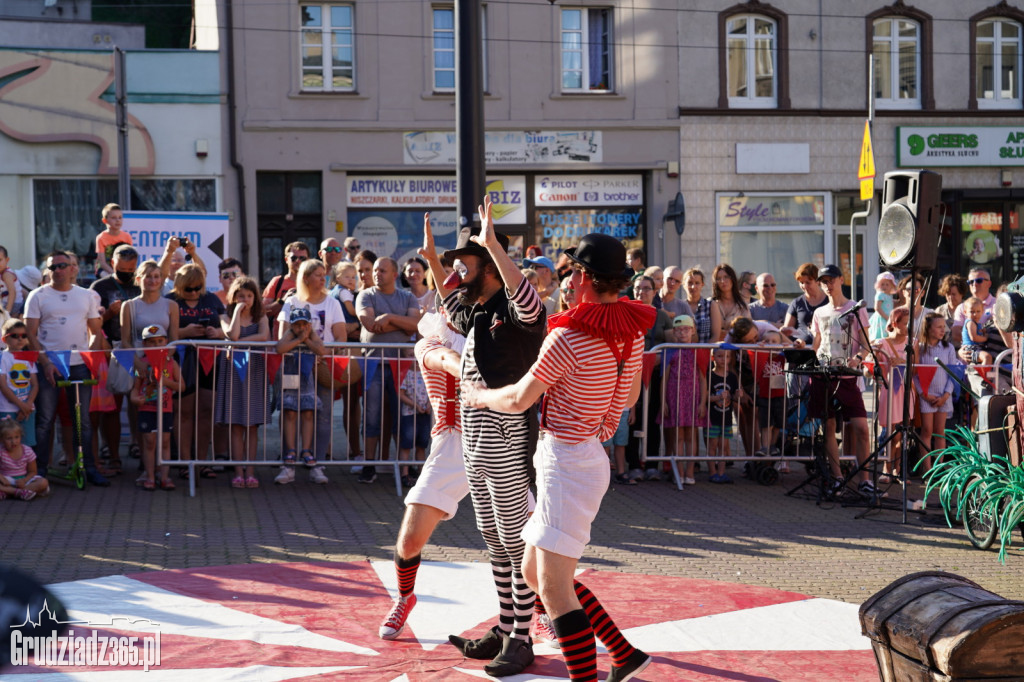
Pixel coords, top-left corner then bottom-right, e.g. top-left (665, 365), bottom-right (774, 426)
top-left (838, 300), bottom-right (866, 320)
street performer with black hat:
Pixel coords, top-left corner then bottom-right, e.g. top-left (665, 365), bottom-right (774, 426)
top-left (463, 220), bottom-right (657, 682)
top-left (442, 196), bottom-right (546, 676)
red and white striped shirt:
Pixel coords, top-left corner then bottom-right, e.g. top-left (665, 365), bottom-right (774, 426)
top-left (414, 336), bottom-right (461, 436)
top-left (529, 328), bottom-right (644, 444)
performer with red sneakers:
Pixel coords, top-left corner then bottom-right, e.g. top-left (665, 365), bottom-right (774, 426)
top-left (463, 224), bottom-right (655, 682)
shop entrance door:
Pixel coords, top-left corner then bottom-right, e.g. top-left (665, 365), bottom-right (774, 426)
top-left (256, 172), bottom-right (322, 285)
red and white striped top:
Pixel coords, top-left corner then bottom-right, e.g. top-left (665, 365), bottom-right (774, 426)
top-left (529, 328), bottom-right (644, 444)
top-left (414, 336), bottom-right (461, 436)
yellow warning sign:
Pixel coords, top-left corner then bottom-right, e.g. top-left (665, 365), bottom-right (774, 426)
top-left (858, 120), bottom-right (875, 200)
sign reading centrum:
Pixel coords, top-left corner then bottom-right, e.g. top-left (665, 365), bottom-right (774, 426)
top-left (896, 126), bottom-right (1024, 167)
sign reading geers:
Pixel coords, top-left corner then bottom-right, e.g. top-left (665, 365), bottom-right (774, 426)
top-left (534, 174), bottom-right (643, 207)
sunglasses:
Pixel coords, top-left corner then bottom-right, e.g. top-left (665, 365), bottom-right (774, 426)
top-left (289, 255), bottom-right (307, 263)
top-left (347, 245), bottom-right (360, 252)
top-left (967, 278), bottom-right (989, 285)
top-left (184, 285), bottom-right (203, 293)
top-left (50, 262), bottom-right (72, 271)
top-left (4, 333), bottom-right (27, 340)
top-left (221, 271), bottom-right (240, 279)
top-left (10, 369), bottom-right (30, 380)
top-left (323, 246), bottom-right (344, 253)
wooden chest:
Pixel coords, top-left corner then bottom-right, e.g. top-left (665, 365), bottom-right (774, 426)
top-left (859, 571), bottom-right (1024, 681)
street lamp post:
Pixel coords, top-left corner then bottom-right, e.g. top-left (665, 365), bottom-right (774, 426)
top-left (455, 0), bottom-right (486, 232)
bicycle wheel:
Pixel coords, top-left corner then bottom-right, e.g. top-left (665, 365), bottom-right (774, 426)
top-left (962, 477), bottom-right (997, 551)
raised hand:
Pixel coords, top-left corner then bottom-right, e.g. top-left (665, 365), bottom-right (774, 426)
top-left (419, 212), bottom-right (439, 263)
top-left (471, 195), bottom-right (498, 250)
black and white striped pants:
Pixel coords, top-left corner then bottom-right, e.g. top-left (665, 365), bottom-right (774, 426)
top-left (461, 406), bottom-right (535, 639)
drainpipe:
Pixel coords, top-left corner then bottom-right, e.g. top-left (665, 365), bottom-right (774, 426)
top-left (225, 0), bottom-right (250, 270)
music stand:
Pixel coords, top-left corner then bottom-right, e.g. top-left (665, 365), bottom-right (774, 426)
top-left (783, 349), bottom-right (842, 505)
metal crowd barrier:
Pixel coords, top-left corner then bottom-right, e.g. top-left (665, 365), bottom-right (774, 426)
top-left (642, 342), bottom-right (859, 491)
top-left (149, 339), bottom-right (426, 498)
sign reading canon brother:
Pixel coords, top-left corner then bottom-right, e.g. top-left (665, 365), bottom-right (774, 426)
top-left (534, 174), bottom-right (645, 247)
top-left (897, 126), bottom-right (1024, 167)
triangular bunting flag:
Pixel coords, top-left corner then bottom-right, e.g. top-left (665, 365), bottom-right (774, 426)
top-left (233, 350), bottom-right (250, 383)
top-left (641, 351), bottom-right (657, 389)
top-left (917, 365), bottom-right (938, 394)
top-left (198, 347), bottom-right (216, 375)
top-left (298, 352), bottom-right (316, 377)
top-left (720, 342), bottom-right (740, 351)
top-left (45, 350), bottom-right (71, 379)
top-left (892, 365), bottom-right (905, 396)
top-left (695, 348), bottom-right (711, 376)
top-left (144, 349), bottom-right (168, 376)
top-left (12, 350), bottom-right (39, 363)
top-left (177, 345), bottom-right (187, 367)
top-left (360, 357), bottom-right (381, 389)
top-left (80, 350), bottom-right (106, 379)
top-left (266, 352), bottom-right (282, 381)
top-left (112, 349), bottom-right (136, 372)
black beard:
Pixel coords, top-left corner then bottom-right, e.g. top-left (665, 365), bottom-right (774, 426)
top-left (457, 274), bottom-right (485, 305)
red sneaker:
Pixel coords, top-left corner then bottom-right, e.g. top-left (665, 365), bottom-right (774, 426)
top-left (379, 593), bottom-right (417, 640)
top-left (529, 612), bottom-right (560, 648)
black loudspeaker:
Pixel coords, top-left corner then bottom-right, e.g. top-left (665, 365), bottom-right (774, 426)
top-left (877, 170), bottom-right (942, 271)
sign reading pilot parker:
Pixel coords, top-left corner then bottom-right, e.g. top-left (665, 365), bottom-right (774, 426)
top-left (533, 174), bottom-right (645, 251)
top-left (897, 126), bottom-right (1024, 167)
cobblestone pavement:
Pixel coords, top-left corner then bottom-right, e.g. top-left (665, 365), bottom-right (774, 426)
top-left (5, 459), bottom-right (1022, 603)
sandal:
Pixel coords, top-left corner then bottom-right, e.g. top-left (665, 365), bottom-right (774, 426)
top-left (159, 478), bottom-right (176, 491)
top-left (300, 449), bottom-right (317, 468)
top-left (283, 450), bottom-right (297, 466)
top-left (140, 479), bottom-right (156, 491)
top-left (231, 476), bottom-right (246, 489)
top-left (179, 468), bottom-right (191, 480)
top-left (128, 443), bottom-right (142, 459)
top-left (199, 467), bottom-right (218, 479)
top-left (245, 476), bottom-right (259, 489)
top-left (614, 473), bottom-right (637, 486)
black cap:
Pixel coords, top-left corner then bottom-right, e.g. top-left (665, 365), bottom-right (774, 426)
top-left (817, 264), bottom-right (843, 281)
top-left (442, 227), bottom-right (510, 261)
top-left (564, 233), bottom-right (631, 280)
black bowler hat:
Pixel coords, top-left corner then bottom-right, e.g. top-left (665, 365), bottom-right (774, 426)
top-left (442, 226), bottom-right (510, 261)
top-left (564, 233), bottom-right (630, 279)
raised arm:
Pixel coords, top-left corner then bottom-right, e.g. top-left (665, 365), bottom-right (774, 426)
top-left (419, 212), bottom-right (454, 300)
top-left (472, 195), bottom-right (524, 296)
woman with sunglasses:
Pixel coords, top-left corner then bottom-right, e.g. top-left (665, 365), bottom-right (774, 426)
top-left (168, 264), bottom-right (225, 479)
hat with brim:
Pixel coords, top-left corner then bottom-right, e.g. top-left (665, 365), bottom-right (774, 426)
top-left (817, 264), bottom-right (843, 281)
top-left (14, 265), bottom-right (42, 291)
top-left (141, 324), bottom-right (168, 340)
top-left (289, 306), bottom-right (313, 324)
top-left (443, 227), bottom-right (511, 261)
top-left (564, 232), bottom-right (631, 280)
top-left (523, 256), bottom-right (555, 272)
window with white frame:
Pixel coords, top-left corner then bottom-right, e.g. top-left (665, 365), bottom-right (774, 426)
top-left (432, 6), bottom-right (488, 92)
top-left (976, 18), bottom-right (1022, 108)
top-left (725, 14), bottom-right (777, 107)
top-left (873, 17), bottom-right (920, 109)
top-left (560, 7), bottom-right (612, 92)
top-left (300, 3), bottom-right (354, 91)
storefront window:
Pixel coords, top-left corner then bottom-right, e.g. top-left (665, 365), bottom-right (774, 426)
top-left (717, 193), bottom-right (827, 300)
top-left (961, 201), bottom-right (1008, 287)
top-left (1009, 202), bottom-right (1024, 279)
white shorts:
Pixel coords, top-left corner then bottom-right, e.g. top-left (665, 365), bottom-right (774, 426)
top-left (404, 428), bottom-right (469, 521)
top-left (521, 432), bottom-right (609, 559)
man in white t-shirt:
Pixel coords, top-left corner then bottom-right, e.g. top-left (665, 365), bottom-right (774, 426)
top-left (24, 251), bottom-right (108, 485)
top-left (809, 264), bottom-right (873, 499)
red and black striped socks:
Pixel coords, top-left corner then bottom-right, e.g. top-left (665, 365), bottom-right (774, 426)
top-left (574, 580), bottom-right (636, 666)
top-left (551, 609), bottom-right (597, 681)
top-left (394, 552), bottom-right (420, 598)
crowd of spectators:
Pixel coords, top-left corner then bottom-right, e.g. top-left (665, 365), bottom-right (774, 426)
top-left (0, 204), bottom-right (1014, 497)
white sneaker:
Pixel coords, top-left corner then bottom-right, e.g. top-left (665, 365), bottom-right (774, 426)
top-left (684, 477), bottom-right (697, 485)
top-left (351, 454), bottom-right (365, 475)
top-left (309, 466), bottom-right (329, 484)
top-left (774, 461), bottom-right (790, 473)
top-left (274, 466), bottom-right (295, 485)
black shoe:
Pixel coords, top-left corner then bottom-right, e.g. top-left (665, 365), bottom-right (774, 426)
top-left (449, 624), bottom-right (504, 660)
top-left (858, 481), bottom-right (878, 501)
top-left (607, 649), bottom-right (652, 682)
top-left (484, 632), bottom-right (534, 677)
top-left (826, 476), bottom-right (846, 500)
top-left (358, 466), bottom-right (377, 484)
top-left (86, 470), bottom-right (111, 487)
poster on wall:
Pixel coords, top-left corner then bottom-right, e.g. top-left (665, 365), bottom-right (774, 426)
top-left (534, 174), bottom-right (643, 207)
top-left (123, 211), bottom-right (229, 291)
top-left (403, 131), bottom-right (602, 165)
top-left (534, 208), bottom-right (645, 254)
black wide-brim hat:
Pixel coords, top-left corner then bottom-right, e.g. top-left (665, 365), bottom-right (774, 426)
top-left (443, 226), bottom-right (511, 261)
top-left (564, 232), bottom-right (630, 280)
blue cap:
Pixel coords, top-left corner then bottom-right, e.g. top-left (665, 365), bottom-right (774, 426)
top-left (524, 256), bottom-right (555, 272)
top-left (289, 306), bottom-right (312, 323)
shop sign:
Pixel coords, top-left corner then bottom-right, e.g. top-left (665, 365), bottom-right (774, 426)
top-left (403, 131), bottom-right (602, 165)
top-left (535, 207), bottom-right (645, 241)
top-left (534, 174), bottom-right (643, 207)
top-left (717, 195), bottom-right (826, 228)
top-left (124, 211), bottom-right (228, 291)
top-left (347, 175), bottom-right (526, 224)
top-left (897, 126), bottom-right (1024, 167)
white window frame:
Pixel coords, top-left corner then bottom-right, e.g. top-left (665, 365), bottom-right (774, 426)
top-left (725, 14), bottom-right (777, 109)
top-left (431, 5), bottom-right (488, 93)
top-left (300, 3), bottom-right (355, 92)
top-left (976, 18), bottom-right (1023, 109)
top-left (560, 7), bottom-right (613, 93)
top-left (873, 17), bottom-right (920, 110)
